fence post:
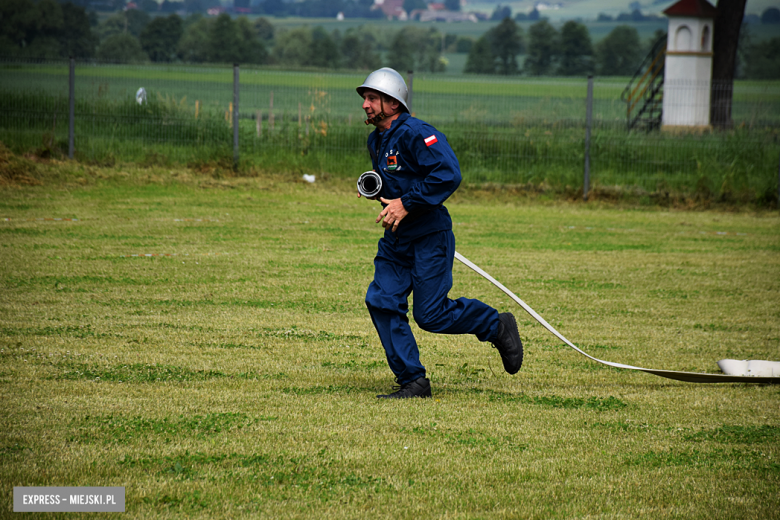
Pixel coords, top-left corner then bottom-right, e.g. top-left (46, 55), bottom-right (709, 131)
top-left (68, 56), bottom-right (75, 159)
top-left (583, 75), bottom-right (593, 202)
top-left (233, 63), bottom-right (239, 170)
top-left (407, 70), bottom-right (413, 114)
top-left (269, 91), bottom-right (274, 131)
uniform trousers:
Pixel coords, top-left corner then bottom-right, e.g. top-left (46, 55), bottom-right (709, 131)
top-left (365, 229), bottom-right (499, 384)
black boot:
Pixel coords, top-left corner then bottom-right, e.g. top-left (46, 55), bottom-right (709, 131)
top-left (377, 376), bottom-right (432, 399)
top-left (491, 313), bottom-right (523, 374)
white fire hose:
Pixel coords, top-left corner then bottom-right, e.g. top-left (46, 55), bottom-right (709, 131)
top-left (358, 171), bottom-right (778, 384)
top-left (455, 252), bottom-right (780, 384)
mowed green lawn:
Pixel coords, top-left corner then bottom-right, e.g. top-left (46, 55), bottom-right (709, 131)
top-left (1, 166), bottom-right (779, 519)
top-left (5, 63), bottom-right (777, 130)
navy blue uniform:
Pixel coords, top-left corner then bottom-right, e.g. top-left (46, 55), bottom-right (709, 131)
top-left (365, 113), bottom-right (500, 385)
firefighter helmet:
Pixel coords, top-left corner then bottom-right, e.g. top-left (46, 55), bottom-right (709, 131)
top-left (356, 67), bottom-right (409, 113)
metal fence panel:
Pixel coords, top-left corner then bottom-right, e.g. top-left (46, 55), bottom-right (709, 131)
top-left (0, 59), bottom-right (70, 154)
top-left (1, 59), bottom-right (778, 200)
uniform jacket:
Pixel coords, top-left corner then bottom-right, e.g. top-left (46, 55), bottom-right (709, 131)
top-left (367, 112), bottom-right (461, 244)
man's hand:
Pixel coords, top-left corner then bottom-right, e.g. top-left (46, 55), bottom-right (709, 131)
top-left (376, 197), bottom-right (408, 233)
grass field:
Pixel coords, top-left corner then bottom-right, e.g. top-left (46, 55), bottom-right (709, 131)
top-left (1, 162), bottom-right (779, 518)
top-left (3, 62), bottom-right (777, 133)
top-left (5, 62), bottom-right (778, 109)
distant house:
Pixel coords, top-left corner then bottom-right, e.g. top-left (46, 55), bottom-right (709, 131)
top-left (373, 0), bottom-right (408, 20)
top-left (418, 9), bottom-right (478, 21)
top-left (412, 1), bottom-right (477, 22)
top-left (534, 1), bottom-right (563, 10)
top-left (207, 6), bottom-right (225, 15)
top-left (124, 1), bottom-right (138, 10)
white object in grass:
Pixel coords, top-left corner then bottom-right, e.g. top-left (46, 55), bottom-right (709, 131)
top-left (302, 174), bottom-right (316, 183)
top-left (718, 359), bottom-right (780, 377)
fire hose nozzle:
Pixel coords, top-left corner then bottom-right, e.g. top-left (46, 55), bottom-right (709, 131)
top-left (357, 171), bottom-right (383, 199)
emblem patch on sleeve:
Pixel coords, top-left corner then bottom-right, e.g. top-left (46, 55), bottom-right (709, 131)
top-left (424, 135), bottom-right (438, 147)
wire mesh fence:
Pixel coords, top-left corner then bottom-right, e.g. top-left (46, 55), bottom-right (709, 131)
top-left (1, 58), bottom-right (778, 200)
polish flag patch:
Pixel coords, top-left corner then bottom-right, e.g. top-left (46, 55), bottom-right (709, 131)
top-left (424, 135), bottom-right (438, 147)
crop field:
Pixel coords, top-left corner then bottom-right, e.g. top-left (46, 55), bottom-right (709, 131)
top-left (2, 63), bottom-right (624, 121)
top-left (1, 162), bottom-right (779, 518)
top-left (5, 62), bottom-right (779, 122)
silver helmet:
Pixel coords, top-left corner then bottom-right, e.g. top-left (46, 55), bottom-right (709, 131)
top-left (356, 68), bottom-right (409, 113)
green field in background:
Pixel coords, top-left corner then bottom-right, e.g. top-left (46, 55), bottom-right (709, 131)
top-left (8, 63), bottom-right (780, 99)
top-left (3, 63), bottom-right (779, 126)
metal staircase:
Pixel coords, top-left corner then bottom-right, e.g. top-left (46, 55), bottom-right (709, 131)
top-left (621, 35), bottom-right (666, 131)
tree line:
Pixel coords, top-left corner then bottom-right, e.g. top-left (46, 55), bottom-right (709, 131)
top-left (1, 0), bottom-right (777, 79)
top-left (0, 0), bottom-right (97, 59)
top-left (465, 18), bottom-right (656, 76)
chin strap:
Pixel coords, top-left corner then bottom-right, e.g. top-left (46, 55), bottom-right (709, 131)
top-left (364, 112), bottom-right (386, 126)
